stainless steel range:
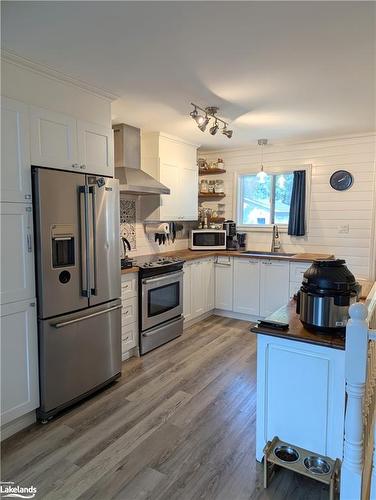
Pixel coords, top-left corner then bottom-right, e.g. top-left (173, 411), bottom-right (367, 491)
top-left (137, 256), bottom-right (185, 355)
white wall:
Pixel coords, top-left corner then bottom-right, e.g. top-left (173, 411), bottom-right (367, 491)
top-left (201, 134), bottom-right (376, 279)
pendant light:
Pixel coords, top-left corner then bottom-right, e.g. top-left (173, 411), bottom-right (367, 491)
top-left (256, 139), bottom-right (268, 183)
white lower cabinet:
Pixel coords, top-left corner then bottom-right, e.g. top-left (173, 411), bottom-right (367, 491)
top-left (183, 258), bottom-right (215, 323)
top-left (183, 262), bottom-right (192, 322)
top-left (0, 203), bottom-right (35, 305)
top-left (0, 300), bottom-right (39, 425)
top-left (121, 273), bottom-right (138, 358)
top-left (233, 258), bottom-right (260, 315)
top-left (259, 260), bottom-right (290, 317)
top-left (215, 256), bottom-right (233, 311)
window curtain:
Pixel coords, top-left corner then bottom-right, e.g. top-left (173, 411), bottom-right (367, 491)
top-left (288, 170), bottom-right (306, 236)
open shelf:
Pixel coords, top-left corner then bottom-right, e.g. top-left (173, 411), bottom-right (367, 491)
top-left (209, 217), bottom-right (225, 223)
top-left (198, 193), bottom-right (226, 199)
top-left (199, 168), bottom-right (226, 176)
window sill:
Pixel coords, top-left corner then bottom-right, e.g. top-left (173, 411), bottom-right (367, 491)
top-left (236, 225), bottom-right (289, 233)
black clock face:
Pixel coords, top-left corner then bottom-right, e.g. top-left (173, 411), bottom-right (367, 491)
top-left (330, 170), bottom-right (353, 191)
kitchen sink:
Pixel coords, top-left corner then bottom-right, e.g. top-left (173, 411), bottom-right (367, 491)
top-left (241, 251), bottom-right (296, 257)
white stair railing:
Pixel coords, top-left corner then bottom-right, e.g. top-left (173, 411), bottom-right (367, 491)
top-left (341, 282), bottom-right (376, 500)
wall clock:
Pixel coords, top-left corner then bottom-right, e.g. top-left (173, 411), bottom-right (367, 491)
top-left (329, 170), bottom-right (353, 191)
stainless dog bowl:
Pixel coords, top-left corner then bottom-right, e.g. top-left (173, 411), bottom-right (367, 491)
top-left (274, 445), bottom-right (300, 463)
top-left (303, 456), bottom-right (331, 475)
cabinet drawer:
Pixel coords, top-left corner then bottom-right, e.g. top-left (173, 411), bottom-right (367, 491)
top-left (121, 297), bottom-right (138, 326)
top-left (289, 262), bottom-right (311, 283)
top-left (122, 323), bottom-right (138, 353)
top-left (121, 274), bottom-right (138, 299)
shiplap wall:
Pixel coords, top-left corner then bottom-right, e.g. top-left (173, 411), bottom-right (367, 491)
top-left (201, 134), bottom-right (376, 279)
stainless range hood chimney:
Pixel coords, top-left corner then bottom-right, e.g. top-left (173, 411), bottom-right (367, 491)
top-left (113, 123), bottom-right (170, 195)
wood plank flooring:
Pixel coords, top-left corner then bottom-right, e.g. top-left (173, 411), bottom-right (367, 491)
top-left (1, 315), bottom-right (329, 500)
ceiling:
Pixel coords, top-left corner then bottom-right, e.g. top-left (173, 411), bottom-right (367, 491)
top-left (2, 1), bottom-right (375, 149)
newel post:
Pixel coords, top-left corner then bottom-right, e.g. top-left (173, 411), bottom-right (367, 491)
top-left (341, 302), bottom-right (369, 500)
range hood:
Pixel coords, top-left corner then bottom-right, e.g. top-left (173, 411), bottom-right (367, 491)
top-left (113, 123), bottom-right (170, 195)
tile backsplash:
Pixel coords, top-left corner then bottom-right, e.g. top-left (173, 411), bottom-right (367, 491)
top-left (120, 194), bottom-right (191, 257)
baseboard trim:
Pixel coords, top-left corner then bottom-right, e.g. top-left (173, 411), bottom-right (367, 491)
top-left (1, 411), bottom-right (36, 441)
top-left (122, 346), bottom-right (139, 361)
top-left (183, 311), bottom-right (213, 329)
top-left (214, 309), bottom-right (261, 323)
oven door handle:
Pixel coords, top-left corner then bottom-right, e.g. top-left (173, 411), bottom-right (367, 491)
top-left (142, 270), bottom-right (183, 285)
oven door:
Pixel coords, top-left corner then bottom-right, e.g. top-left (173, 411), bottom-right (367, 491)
top-left (141, 270), bottom-right (183, 331)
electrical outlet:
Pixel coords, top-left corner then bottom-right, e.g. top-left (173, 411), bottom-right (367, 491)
top-left (338, 224), bottom-right (350, 234)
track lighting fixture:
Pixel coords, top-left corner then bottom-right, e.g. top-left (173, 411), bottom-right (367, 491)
top-left (189, 103), bottom-right (233, 139)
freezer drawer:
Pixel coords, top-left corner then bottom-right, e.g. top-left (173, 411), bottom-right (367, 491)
top-left (38, 299), bottom-right (121, 419)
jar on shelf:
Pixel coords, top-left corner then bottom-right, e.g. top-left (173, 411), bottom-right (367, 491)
top-left (198, 158), bottom-right (208, 172)
top-left (200, 179), bottom-right (209, 193)
top-left (217, 158), bottom-right (225, 169)
top-left (214, 179), bottom-right (224, 193)
top-left (208, 161), bottom-right (217, 170)
top-left (208, 180), bottom-right (216, 193)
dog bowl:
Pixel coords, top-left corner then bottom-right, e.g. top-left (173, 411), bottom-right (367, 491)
top-left (274, 445), bottom-right (300, 463)
top-left (303, 456), bottom-right (331, 475)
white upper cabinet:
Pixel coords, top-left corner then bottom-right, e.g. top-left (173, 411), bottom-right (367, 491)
top-left (260, 260), bottom-right (290, 317)
top-left (233, 258), bottom-right (260, 316)
top-left (30, 106), bottom-right (78, 171)
top-left (30, 106), bottom-right (114, 176)
top-left (141, 132), bottom-right (198, 221)
top-left (0, 203), bottom-right (35, 305)
top-left (77, 121), bottom-right (114, 176)
top-left (1, 299), bottom-right (39, 425)
top-left (1, 98), bottom-right (31, 203)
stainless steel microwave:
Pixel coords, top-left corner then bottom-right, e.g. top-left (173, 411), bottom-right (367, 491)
top-left (190, 229), bottom-right (226, 250)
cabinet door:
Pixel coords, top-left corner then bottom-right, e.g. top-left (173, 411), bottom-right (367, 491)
top-left (202, 258), bottom-right (214, 312)
top-left (180, 166), bottom-right (198, 221)
top-left (183, 263), bottom-right (192, 322)
top-left (215, 257), bottom-right (233, 311)
top-left (1, 98), bottom-right (31, 203)
top-left (191, 261), bottom-right (205, 318)
top-left (30, 106), bottom-right (79, 170)
top-left (159, 162), bottom-right (181, 220)
top-left (0, 203), bottom-right (35, 304)
top-left (233, 258), bottom-right (260, 315)
top-left (1, 300), bottom-right (39, 425)
top-left (122, 323), bottom-right (138, 356)
top-left (78, 121), bottom-right (114, 176)
top-left (260, 260), bottom-right (290, 317)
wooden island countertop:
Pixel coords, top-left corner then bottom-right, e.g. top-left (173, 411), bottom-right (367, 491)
top-left (250, 300), bottom-right (345, 350)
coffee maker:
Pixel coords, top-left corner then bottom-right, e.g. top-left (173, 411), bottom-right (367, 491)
top-left (223, 220), bottom-right (239, 251)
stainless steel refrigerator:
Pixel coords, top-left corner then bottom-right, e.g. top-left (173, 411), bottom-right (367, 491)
top-left (32, 167), bottom-right (121, 421)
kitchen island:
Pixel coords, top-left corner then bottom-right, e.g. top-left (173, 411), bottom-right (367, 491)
top-left (251, 301), bottom-right (346, 463)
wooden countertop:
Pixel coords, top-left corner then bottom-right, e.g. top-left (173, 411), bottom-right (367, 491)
top-left (250, 300), bottom-right (345, 350)
top-left (129, 249), bottom-right (334, 265)
top-left (121, 266), bottom-right (139, 275)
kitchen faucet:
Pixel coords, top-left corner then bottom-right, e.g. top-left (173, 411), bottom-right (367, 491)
top-left (271, 224), bottom-right (281, 252)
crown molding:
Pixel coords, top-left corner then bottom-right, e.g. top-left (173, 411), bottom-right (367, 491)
top-left (1, 49), bottom-right (119, 102)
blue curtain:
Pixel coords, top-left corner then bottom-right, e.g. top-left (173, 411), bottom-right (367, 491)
top-left (288, 170), bottom-right (306, 236)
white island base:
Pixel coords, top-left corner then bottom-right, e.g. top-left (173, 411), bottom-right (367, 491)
top-left (255, 329), bottom-right (346, 463)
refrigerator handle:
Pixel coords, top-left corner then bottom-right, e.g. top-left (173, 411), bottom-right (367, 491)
top-left (89, 186), bottom-right (98, 296)
top-left (79, 186), bottom-right (90, 298)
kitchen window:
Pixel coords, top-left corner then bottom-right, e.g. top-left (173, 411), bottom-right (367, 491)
top-left (237, 172), bottom-right (294, 227)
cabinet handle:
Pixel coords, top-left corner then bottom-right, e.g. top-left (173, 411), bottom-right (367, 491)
top-left (80, 164), bottom-right (87, 170)
top-left (72, 163), bottom-right (80, 169)
top-left (27, 233), bottom-right (32, 252)
top-left (24, 194), bottom-right (32, 200)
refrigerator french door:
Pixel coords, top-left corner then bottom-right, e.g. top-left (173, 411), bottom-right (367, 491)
top-left (32, 167), bottom-right (121, 420)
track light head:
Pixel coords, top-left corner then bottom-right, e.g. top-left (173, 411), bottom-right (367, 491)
top-left (222, 127), bottom-right (233, 138)
top-left (198, 115), bottom-right (210, 132)
top-left (209, 120), bottom-right (219, 135)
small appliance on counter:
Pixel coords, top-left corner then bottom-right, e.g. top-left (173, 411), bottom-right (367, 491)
top-left (190, 229), bottom-right (226, 250)
top-left (121, 237), bottom-right (133, 269)
top-left (296, 259), bottom-right (360, 333)
top-left (237, 232), bottom-right (247, 250)
top-left (223, 220), bottom-right (239, 251)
